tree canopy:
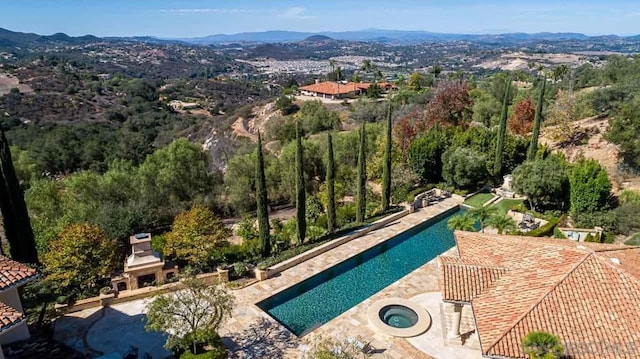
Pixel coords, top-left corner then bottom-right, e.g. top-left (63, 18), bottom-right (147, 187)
top-left (42, 223), bottom-right (117, 296)
top-left (511, 156), bottom-right (569, 210)
top-left (163, 206), bottom-right (230, 268)
top-left (145, 273), bottom-right (234, 354)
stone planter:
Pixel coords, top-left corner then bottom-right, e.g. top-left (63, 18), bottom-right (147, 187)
top-left (255, 268), bottom-right (269, 281)
top-left (404, 202), bottom-right (415, 213)
top-left (217, 268), bottom-right (230, 283)
top-left (99, 292), bottom-right (115, 307)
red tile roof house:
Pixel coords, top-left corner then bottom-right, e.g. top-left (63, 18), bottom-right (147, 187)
top-left (439, 231), bottom-right (640, 359)
top-left (299, 80), bottom-right (397, 99)
top-left (0, 256), bottom-right (38, 358)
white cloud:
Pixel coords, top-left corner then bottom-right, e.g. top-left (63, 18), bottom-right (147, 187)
top-left (279, 7), bottom-right (316, 20)
top-left (160, 8), bottom-right (250, 14)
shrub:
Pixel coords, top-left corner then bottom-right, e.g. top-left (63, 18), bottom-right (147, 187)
top-left (625, 233), bottom-right (640, 246)
top-left (553, 227), bottom-right (567, 239)
top-left (233, 262), bottom-right (248, 277)
top-left (584, 233), bottom-right (603, 243)
top-left (407, 127), bottom-right (449, 184)
top-left (180, 348), bottom-right (227, 359)
top-left (525, 215), bottom-right (563, 237)
top-left (275, 95), bottom-right (298, 116)
top-left (442, 147), bottom-right (488, 189)
top-left (569, 159), bottom-right (611, 215)
top-left (336, 203), bottom-right (357, 228)
top-left (618, 189), bottom-right (640, 205)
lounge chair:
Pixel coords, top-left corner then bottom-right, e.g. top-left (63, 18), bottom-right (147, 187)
top-left (348, 337), bottom-right (375, 355)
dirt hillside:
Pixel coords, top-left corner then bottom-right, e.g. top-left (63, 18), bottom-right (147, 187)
top-left (539, 116), bottom-right (640, 192)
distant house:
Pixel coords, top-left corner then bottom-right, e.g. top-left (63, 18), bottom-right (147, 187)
top-left (440, 231), bottom-right (640, 359)
top-left (168, 100), bottom-right (200, 111)
top-left (299, 80), bottom-right (397, 99)
top-left (0, 256), bottom-right (38, 355)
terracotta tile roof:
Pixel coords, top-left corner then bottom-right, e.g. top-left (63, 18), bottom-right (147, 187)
top-left (440, 231), bottom-right (640, 359)
top-left (299, 81), bottom-right (396, 95)
top-left (0, 301), bottom-right (24, 332)
top-left (299, 81), bottom-right (363, 95)
top-left (0, 256), bottom-right (38, 292)
top-left (439, 256), bottom-right (507, 302)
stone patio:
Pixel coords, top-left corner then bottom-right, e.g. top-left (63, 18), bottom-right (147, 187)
top-left (55, 197), bottom-right (482, 359)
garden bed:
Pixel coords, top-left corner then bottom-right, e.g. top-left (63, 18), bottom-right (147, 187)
top-left (262, 208), bottom-right (409, 278)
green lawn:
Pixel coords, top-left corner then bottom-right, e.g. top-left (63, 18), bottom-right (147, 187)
top-left (463, 192), bottom-right (494, 208)
top-left (489, 199), bottom-right (525, 215)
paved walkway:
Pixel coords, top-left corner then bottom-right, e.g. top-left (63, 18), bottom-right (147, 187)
top-left (55, 198), bottom-right (480, 359)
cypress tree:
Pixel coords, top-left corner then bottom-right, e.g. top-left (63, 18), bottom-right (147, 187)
top-left (356, 122), bottom-right (367, 223)
top-left (493, 76), bottom-right (512, 179)
top-left (255, 132), bottom-right (271, 258)
top-left (381, 103), bottom-right (392, 212)
top-left (326, 132), bottom-right (336, 233)
top-left (295, 121), bottom-right (306, 244)
top-left (0, 129), bottom-right (38, 263)
top-left (528, 76), bottom-right (547, 160)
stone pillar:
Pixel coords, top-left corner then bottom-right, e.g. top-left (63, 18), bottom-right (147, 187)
top-left (217, 268), bottom-right (229, 283)
top-left (130, 274), bottom-right (139, 290)
top-left (448, 303), bottom-right (463, 341)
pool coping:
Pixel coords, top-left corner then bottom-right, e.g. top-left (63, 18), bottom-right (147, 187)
top-left (367, 297), bottom-right (432, 338)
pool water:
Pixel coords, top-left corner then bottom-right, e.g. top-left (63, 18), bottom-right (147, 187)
top-left (257, 208), bottom-right (461, 336)
top-left (380, 305), bottom-right (418, 328)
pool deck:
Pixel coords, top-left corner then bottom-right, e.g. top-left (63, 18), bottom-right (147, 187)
top-left (54, 197), bottom-right (480, 359)
top-left (220, 197), bottom-right (481, 358)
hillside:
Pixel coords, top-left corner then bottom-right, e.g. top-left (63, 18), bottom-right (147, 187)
top-left (539, 115), bottom-right (640, 192)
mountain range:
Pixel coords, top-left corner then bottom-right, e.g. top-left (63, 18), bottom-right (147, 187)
top-left (176, 28), bottom-right (639, 45)
top-left (0, 27), bottom-right (638, 48)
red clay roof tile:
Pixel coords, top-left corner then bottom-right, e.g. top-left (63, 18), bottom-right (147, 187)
top-left (441, 231), bottom-right (640, 359)
top-left (0, 256), bottom-right (38, 292)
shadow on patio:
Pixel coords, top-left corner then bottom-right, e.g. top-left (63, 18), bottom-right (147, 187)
top-left (223, 318), bottom-right (299, 359)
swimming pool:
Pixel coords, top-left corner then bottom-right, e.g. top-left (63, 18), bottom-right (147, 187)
top-left (257, 208), bottom-right (461, 336)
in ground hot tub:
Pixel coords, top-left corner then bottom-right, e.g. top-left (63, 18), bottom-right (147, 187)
top-left (379, 305), bottom-right (419, 328)
top-left (368, 298), bottom-right (431, 337)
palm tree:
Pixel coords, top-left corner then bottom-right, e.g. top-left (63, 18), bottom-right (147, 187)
top-left (487, 213), bottom-right (516, 234)
top-left (361, 59), bottom-right (381, 84)
top-left (447, 213), bottom-right (476, 232)
top-left (469, 206), bottom-right (498, 233)
top-left (522, 331), bottom-right (564, 359)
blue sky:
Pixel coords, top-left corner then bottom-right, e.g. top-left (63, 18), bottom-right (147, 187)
top-left (1, 0), bottom-right (639, 37)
